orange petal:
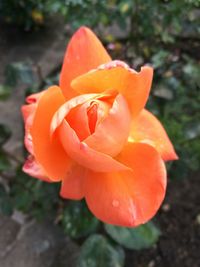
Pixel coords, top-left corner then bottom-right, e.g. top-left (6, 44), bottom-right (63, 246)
top-left (71, 60), bottom-right (153, 117)
top-left (130, 109), bottom-right (178, 161)
top-left (22, 91), bottom-right (45, 155)
top-left (21, 103), bottom-right (36, 123)
top-left (50, 93), bottom-right (97, 137)
top-left (84, 94), bottom-right (131, 157)
top-left (23, 155), bottom-right (52, 182)
top-left (26, 91), bottom-right (45, 104)
top-left (60, 164), bottom-right (85, 200)
top-left (58, 120), bottom-right (130, 172)
top-left (31, 86), bottom-right (72, 181)
top-left (60, 27), bottom-right (111, 100)
top-left (21, 104), bottom-right (37, 154)
top-left (85, 143), bottom-right (166, 227)
top-left (66, 102), bottom-right (91, 141)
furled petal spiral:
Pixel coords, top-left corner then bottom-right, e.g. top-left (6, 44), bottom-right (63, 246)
top-left (84, 94), bottom-right (131, 157)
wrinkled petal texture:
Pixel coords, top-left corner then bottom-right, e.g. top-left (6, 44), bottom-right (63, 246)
top-left (85, 143), bottom-right (166, 227)
top-left (130, 109), bottom-right (178, 161)
top-left (31, 86), bottom-right (72, 181)
top-left (71, 60), bottom-right (153, 117)
top-left (60, 27), bottom-right (111, 100)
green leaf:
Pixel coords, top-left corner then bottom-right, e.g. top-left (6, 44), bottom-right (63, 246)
top-left (104, 221), bottom-right (161, 250)
top-left (0, 124), bottom-right (11, 146)
top-left (62, 200), bottom-right (99, 239)
top-left (77, 234), bottom-right (125, 267)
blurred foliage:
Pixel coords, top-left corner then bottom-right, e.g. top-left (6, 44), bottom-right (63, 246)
top-left (0, 0), bottom-right (48, 30)
top-left (0, 84), bottom-right (13, 100)
top-left (0, 151), bottom-right (11, 172)
top-left (77, 234), bottom-right (125, 267)
top-left (10, 169), bottom-right (60, 220)
top-left (104, 221), bottom-right (161, 250)
top-left (0, 185), bottom-right (12, 215)
top-left (147, 53), bottom-right (200, 178)
top-left (62, 200), bottom-right (100, 239)
top-left (0, 124), bottom-right (11, 146)
top-left (5, 62), bottom-right (36, 86)
top-left (53, 0), bottom-right (200, 46)
top-left (1, 0), bottom-right (200, 41)
top-left (0, 0), bottom-right (200, 265)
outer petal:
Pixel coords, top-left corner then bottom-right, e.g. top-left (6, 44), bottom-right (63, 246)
top-left (21, 103), bottom-right (36, 123)
top-left (84, 94), bottom-right (131, 157)
top-left (130, 109), bottom-right (178, 161)
top-left (21, 104), bottom-right (36, 154)
top-left (22, 91), bottom-right (45, 155)
top-left (71, 60), bottom-right (153, 117)
top-left (26, 91), bottom-right (45, 104)
top-left (60, 27), bottom-right (111, 100)
top-left (58, 120), bottom-right (130, 172)
top-left (31, 86), bottom-right (72, 181)
top-left (85, 143), bottom-right (166, 227)
top-left (60, 164), bottom-right (85, 200)
top-left (23, 155), bottom-right (52, 182)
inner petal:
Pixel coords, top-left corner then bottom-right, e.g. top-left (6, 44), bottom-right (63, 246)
top-left (87, 101), bottom-right (98, 134)
top-left (66, 103), bottom-right (91, 141)
top-left (84, 94), bottom-right (131, 157)
top-left (65, 95), bottom-right (113, 141)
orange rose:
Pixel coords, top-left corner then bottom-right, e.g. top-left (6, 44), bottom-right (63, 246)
top-left (22, 27), bottom-right (178, 227)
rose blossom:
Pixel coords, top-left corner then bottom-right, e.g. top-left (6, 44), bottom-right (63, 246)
top-left (21, 27), bottom-right (178, 227)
